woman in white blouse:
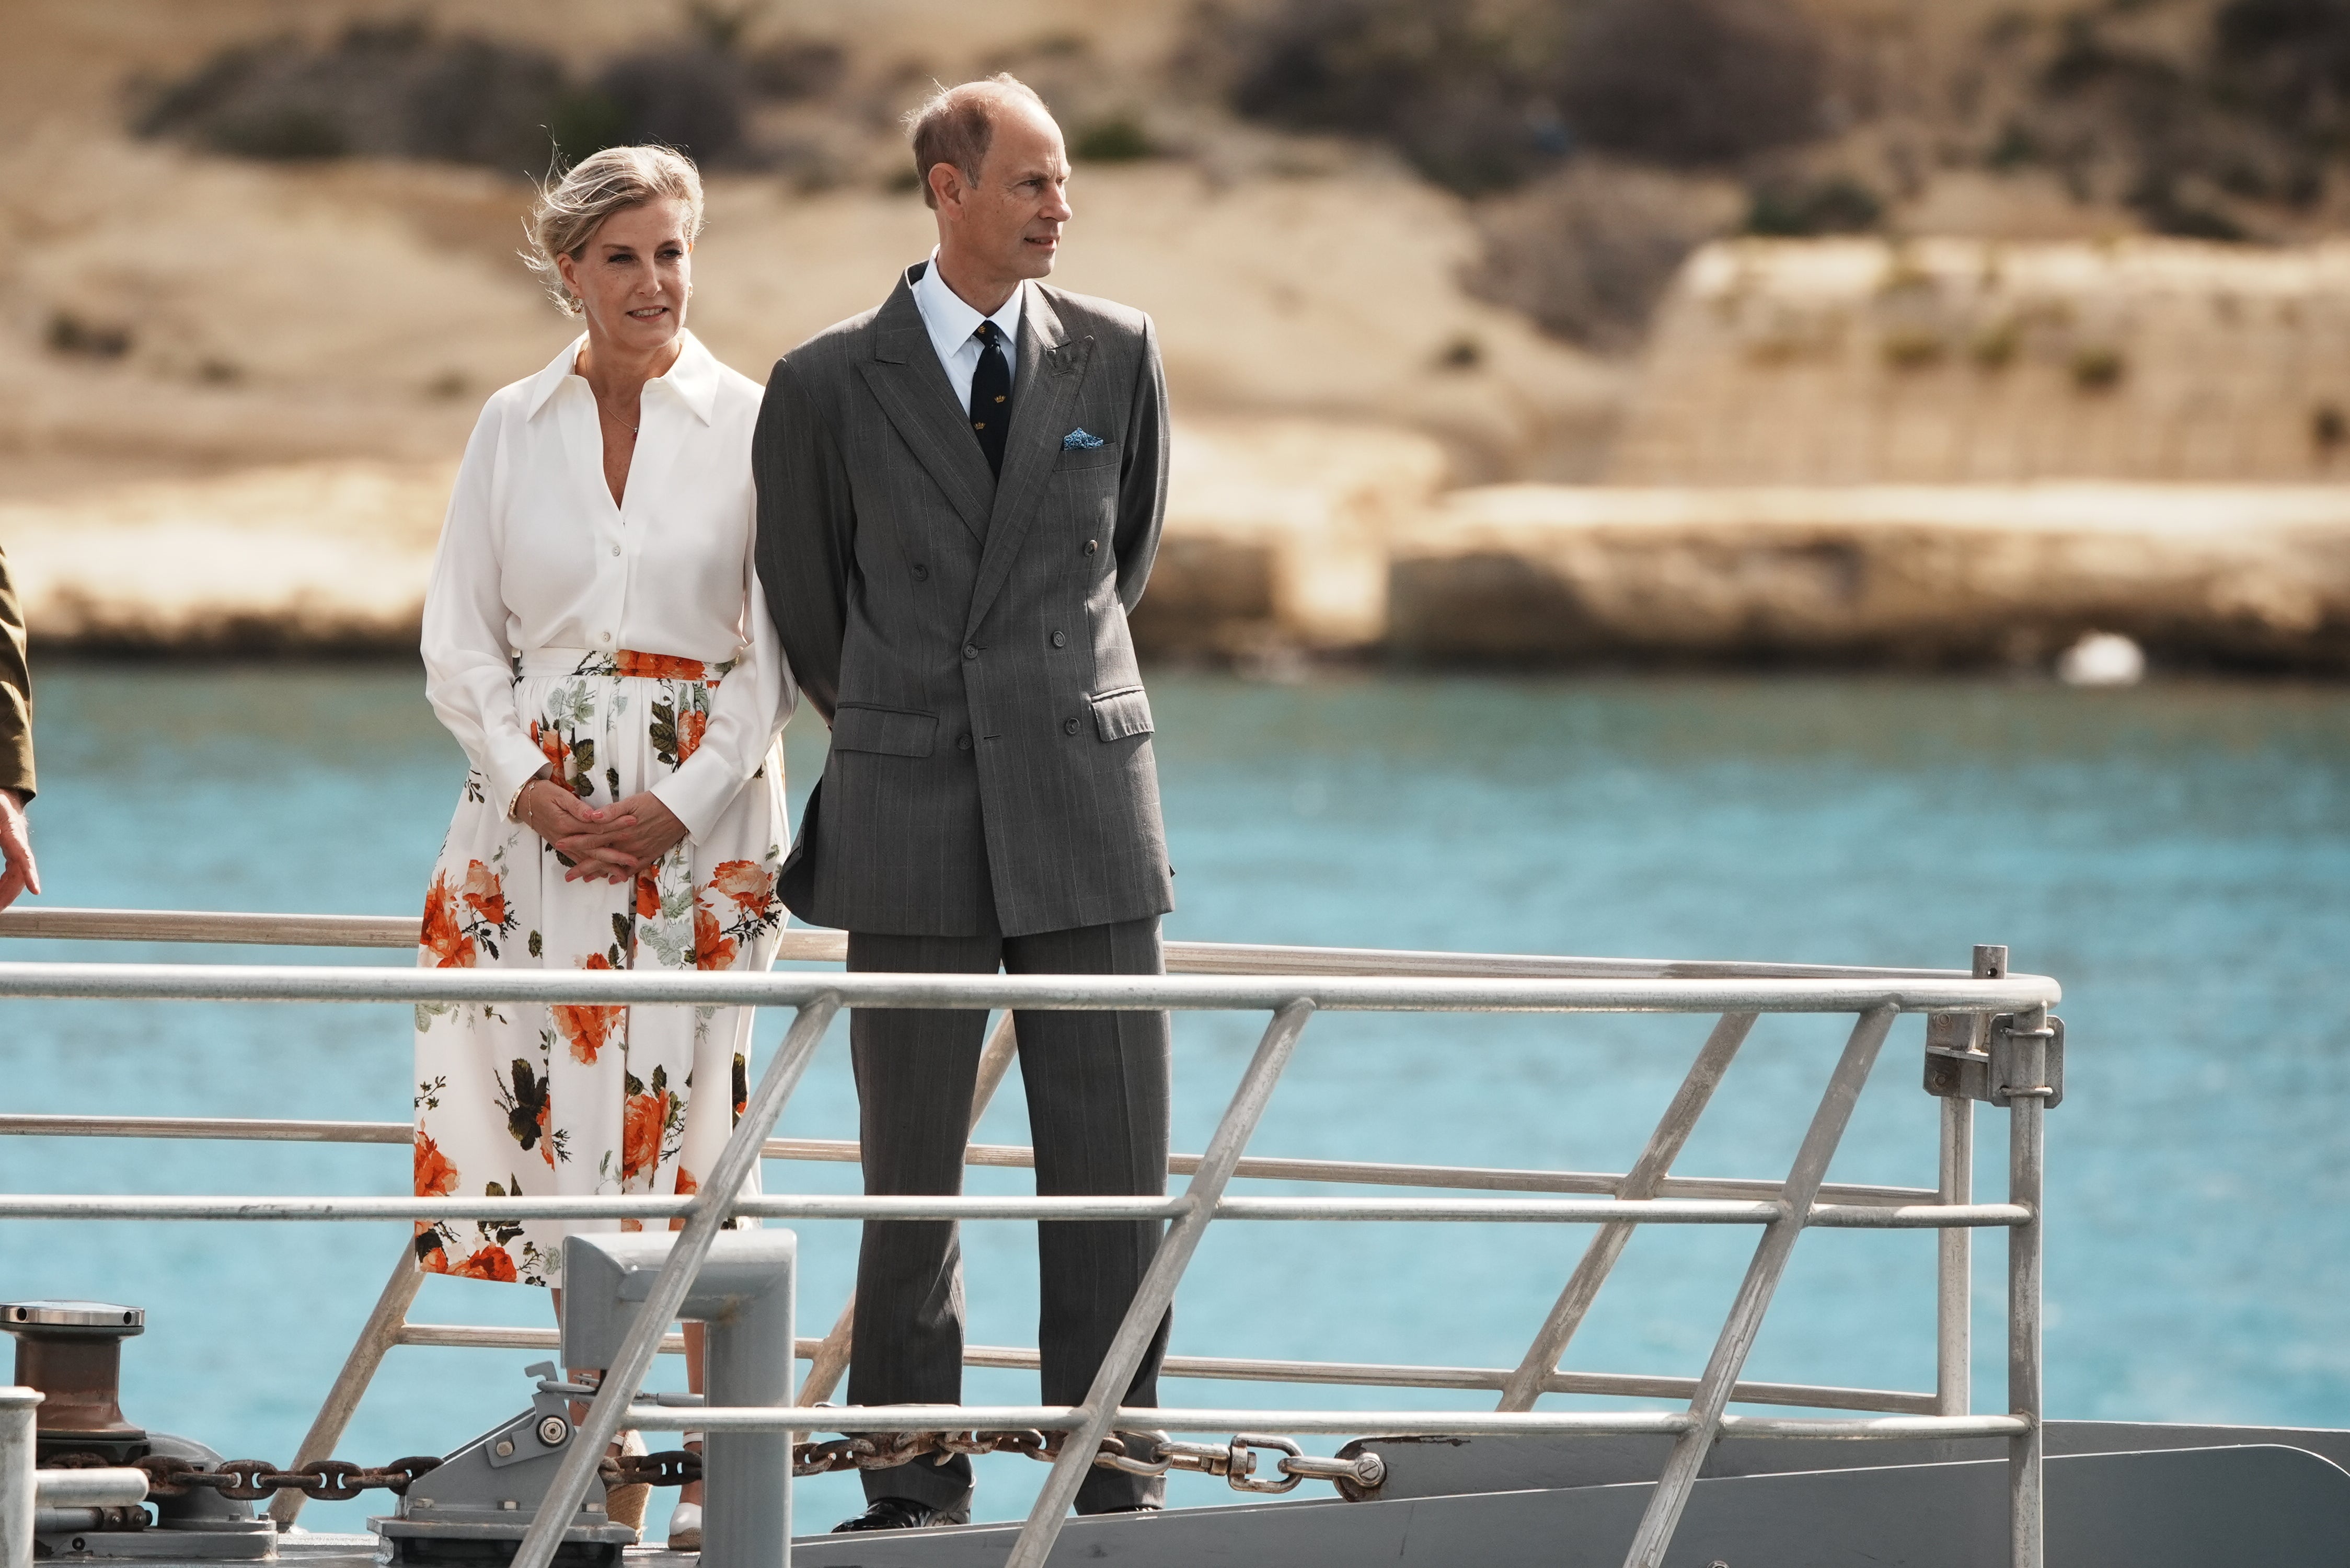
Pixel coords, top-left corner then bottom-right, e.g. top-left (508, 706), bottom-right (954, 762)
top-left (412, 146), bottom-right (792, 1544)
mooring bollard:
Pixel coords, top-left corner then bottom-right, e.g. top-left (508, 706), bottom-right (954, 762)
top-left (561, 1231), bottom-right (796, 1568)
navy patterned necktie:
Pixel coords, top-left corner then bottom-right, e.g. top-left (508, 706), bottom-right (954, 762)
top-left (969, 319), bottom-right (1011, 478)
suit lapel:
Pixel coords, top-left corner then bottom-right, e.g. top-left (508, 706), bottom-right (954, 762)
top-left (966, 286), bottom-right (1092, 635)
top-left (854, 271), bottom-right (995, 543)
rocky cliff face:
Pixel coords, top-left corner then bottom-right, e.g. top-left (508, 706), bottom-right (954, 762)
top-left (1612, 237), bottom-right (2350, 485)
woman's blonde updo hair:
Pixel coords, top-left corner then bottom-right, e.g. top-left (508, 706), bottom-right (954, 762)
top-left (523, 145), bottom-right (706, 317)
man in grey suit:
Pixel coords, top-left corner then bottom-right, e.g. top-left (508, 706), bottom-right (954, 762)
top-left (752, 74), bottom-right (1174, 1530)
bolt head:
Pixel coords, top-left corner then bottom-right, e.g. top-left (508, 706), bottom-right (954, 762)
top-left (492, 1439), bottom-right (514, 1458)
top-left (538, 1415), bottom-right (571, 1447)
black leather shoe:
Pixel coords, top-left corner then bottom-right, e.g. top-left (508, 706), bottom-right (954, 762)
top-left (831, 1497), bottom-right (972, 1532)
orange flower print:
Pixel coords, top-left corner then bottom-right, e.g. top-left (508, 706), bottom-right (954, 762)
top-left (552, 954), bottom-right (622, 1064)
top-left (622, 1087), bottom-right (666, 1181)
top-left (614, 650), bottom-right (706, 681)
top-left (420, 873), bottom-right (475, 969)
top-left (710, 860), bottom-right (774, 915)
top-left (413, 1132), bottom-right (459, 1197)
top-left (693, 904), bottom-right (737, 972)
top-left (530, 720), bottom-right (569, 781)
top-left (448, 1245), bottom-right (520, 1282)
top-left (675, 708), bottom-right (708, 764)
top-left (461, 861), bottom-right (506, 927)
top-left (635, 868), bottom-right (661, 920)
top-left (671, 1166), bottom-right (698, 1232)
top-left (415, 1227), bottom-right (448, 1273)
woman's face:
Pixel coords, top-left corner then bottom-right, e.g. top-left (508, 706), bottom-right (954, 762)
top-left (557, 197), bottom-right (692, 354)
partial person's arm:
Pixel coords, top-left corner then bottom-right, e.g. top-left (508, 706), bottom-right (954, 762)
top-left (0, 545), bottom-right (38, 910)
top-left (419, 402), bottom-right (557, 818)
top-left (1113, 316), bottom-right (1171, 613)
top-left (752, 355), bottom-right (855, 723)
top-left (649, 529), bottom-right (800, 840)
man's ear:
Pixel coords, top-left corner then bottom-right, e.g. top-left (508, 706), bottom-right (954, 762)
top-left (927, 161), bottom-right (964, 215)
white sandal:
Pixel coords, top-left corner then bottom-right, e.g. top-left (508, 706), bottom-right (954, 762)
top-left (665, 1501), bottom-right (702, 1552)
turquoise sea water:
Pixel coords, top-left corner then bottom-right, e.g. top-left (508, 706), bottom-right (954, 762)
top-left (2, 666), bottom-right (2347, 1528)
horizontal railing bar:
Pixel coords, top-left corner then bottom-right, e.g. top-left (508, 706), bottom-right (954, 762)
top-left (650, 1405), bottom-right (1700, 1436)
top-left (0, 1193), bottom-right (2024, 1227)
top-left (774, 1138), bottom-right (1940, 1208)
top-left (0, 1116), bottom-right (1937, 1209)
top-left (0, 1114), bottom-right (414, 1144)
top-left (0, 962), bottom-right (2061, 1013)
top-left (398, 1324), bottom-right (695, 1355)
top-left (631, 1405), bottom-right (2030, 1438)
top-left (0, 907), bottom-right (1987, 983)
top-left (956, 1346), bottom-right (1939, 1415)
top-left (389, 1326), bottom-right (1937, 1414)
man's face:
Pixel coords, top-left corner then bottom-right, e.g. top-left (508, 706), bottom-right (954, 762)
top-left (946, 101), bottom-right (1073, 283)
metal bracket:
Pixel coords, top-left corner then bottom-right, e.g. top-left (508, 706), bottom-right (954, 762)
top-left (1924, 1013), bottom-right (2063, 1109)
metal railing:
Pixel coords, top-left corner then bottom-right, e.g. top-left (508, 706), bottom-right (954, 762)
top-left (0, 907), bottom-right (2061, 1568)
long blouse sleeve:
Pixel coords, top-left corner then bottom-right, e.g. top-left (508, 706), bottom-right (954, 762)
top-left (647, 531), bottom-right (798, 841)
top-left (421, 401), bottom-right (555, 820)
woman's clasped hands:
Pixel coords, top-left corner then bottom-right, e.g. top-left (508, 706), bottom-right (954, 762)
top-left (514, 776), bottom-right (688, 883)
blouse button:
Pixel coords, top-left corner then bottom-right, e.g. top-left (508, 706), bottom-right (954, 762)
top-left (957, 732), bottom-right (974, 752)
top-left (1063, 717), bottom-right (1081, 736)
top-left (1083, 539), bottom-right (1099, 555)
top-left (610, 544), bottom-right (622, 558)
top-left (1050, 630), bottom-right (1067, 649)
top-left (912, 563), bottom-right (930, 581)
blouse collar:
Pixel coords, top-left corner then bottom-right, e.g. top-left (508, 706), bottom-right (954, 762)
top-left (522, 328), bottom-right (721, 425)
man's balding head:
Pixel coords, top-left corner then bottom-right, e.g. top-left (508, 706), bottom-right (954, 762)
top-left (907, 73), bottom-right (1073, 312)
top-left (907, 74), bottom-right (1054, 211)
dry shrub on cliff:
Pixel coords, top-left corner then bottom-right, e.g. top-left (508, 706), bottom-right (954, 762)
top-left (1465, 159), bottom-right (1743, 352)
top-left (135, 19), bottom-right (801, 172)
top-left (1553, 0), bottom-right (1830, 167)
top-left (1200, 0), bottom-right (1830, 194)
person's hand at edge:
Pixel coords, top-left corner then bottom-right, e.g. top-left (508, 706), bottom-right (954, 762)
top-left (515, 778), bottom-right (638, 883)
top-left (0, 787), bottom-right (38, 912)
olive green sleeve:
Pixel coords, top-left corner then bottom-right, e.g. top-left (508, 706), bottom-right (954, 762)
top-left (0, 546), bottom-right (32, 801)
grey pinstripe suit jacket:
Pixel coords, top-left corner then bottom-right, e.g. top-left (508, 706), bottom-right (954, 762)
top-left (752, 262), bottom-right (1175, 939)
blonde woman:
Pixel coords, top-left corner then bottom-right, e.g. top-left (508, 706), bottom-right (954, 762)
top-left (411, 145), bottom-right (793, 1550)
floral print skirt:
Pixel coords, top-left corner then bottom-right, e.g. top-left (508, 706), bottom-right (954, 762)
top-left (412, 649), bottom-right (786, 1287)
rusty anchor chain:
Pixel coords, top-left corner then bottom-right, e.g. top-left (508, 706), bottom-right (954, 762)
top-left (48, 1450), bottom-right (444, 1503)
top-left (603, 1429), bottom-right (1386, 1498)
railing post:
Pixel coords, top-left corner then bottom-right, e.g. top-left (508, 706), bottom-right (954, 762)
top-left (509, 996), bottom-right (840, 1568)
top-left (270, 1245), bottom-right (425, 1527)
top-left (1937, 943), bottom-right (2000, 1417)
top-left (1496, 1012), bottom-right (1756, 1411)
top-left (2007, 999), bottom-right (2047, 1568)
top-left (1003, 999), bottom-right (1316, 1568)
top-left (1, 1388), bottom-right (38, 1568)
top-left (1619, 1005), bottom-right (1897, 1568)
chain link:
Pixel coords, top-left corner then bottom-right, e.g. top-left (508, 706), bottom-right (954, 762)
top-left (48, 1452), bottom-right (443, 1502)
top-left (613, 1430), bottom-right (1383, 1497)
top-left (56, 1432), bottom-right (1379, 1507)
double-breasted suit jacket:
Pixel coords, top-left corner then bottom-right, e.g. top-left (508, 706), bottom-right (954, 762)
top-left (753, 261), bottom-right (1173, 938)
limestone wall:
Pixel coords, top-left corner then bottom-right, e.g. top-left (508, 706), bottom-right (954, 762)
top-left (1612, 238), bottom-right (2350, 485)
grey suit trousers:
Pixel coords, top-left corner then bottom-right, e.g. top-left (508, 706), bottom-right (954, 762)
top-left (847, 917), bottom-right (1171, 1514)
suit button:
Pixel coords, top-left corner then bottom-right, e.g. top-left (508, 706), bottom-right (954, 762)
top-left (958, 733), bottom-right (974, 752)
top-left (1050, 630), bottom-right (1067, 649)
top-left (1083, 538), bottom-right (1099, 555)
top-left (962, 643), bottom-right (978, 660)
top-left (1063, 717), bottom-right (1081, 735)
top-left (912, 563), bottom-right (929, 581)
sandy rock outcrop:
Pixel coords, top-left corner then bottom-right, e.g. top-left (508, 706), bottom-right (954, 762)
top-left (1390, 484), bottom-right (2350, 669)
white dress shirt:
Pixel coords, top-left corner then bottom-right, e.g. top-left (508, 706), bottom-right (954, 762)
top-left (420, 329), bottom-right (797, 839)
top-left (912, 249), bottom-right (1026, 413)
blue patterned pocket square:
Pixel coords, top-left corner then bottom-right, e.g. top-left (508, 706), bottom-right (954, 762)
top-left (1062, 428), bottom-right (1106, 450)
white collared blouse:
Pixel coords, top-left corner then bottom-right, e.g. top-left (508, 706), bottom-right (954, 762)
top-left (420, 329), bottom-right (796, 839)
